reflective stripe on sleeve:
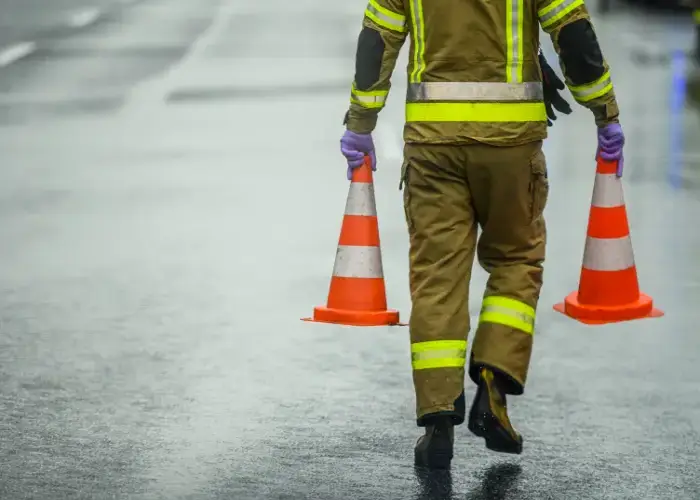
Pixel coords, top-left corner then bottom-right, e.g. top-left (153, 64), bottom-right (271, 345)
top-left (506, 0), bottom-right (525, 83)
top-left (538, 0), bottom-right (585, 30)
top-left (409, 0), bottom-right (426, 82)
top-left (407, 82), bottom-right (543, 101)
top-left (479, 296), bottom-right (535, 335)
top-left (351, 84), bottom-right (388, 109)
top-left (365, 0), bottom-right (407, 32)
top-left (332, 245), bottom-right (384, 278)
top-left (568, 71), bottom-right (613, 103)
top-left (405, 102), bottom-right (547, 122)
top-left (411, 340), bottom-right (467, 370)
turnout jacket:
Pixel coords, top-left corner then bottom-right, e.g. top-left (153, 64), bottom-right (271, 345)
top-left (345, 0), bottom-right (620, 145)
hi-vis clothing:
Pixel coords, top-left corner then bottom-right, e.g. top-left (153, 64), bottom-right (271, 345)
top-left (403, 140), bottom-right (548, 424)
top-left (345, 0), bottom-right (621, 145)
top-left (344, 0), bottom-right (621, 427)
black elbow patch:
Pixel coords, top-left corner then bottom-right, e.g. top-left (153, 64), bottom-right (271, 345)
top-left (558, 19), bottom-right (606, 85)
top-left (355, 27), bottom-right (385, 91)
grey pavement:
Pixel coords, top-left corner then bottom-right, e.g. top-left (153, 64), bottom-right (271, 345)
top-left (0, 0), bottom-right (144, 49)
top-left (0, 0), bottom-right (699, 499)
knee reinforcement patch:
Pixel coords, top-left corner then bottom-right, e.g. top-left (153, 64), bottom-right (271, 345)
top-left (354, 27), bottom-right (385, 90)
top-left (558, 19), bottom-right (605, 85)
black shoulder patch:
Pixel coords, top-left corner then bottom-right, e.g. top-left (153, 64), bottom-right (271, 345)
top-left (354, 26), bottom-right (385, 91)
top-left (558, 19), bottom-right (606, 85)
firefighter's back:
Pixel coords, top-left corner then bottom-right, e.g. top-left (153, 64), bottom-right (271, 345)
top-left (403, 0), bottom-right (547, 146)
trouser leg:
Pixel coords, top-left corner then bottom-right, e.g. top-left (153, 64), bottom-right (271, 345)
top-left (689, 16), bottom-right (700, 106)
top-left (402, 143), bottom-right (477, 426)
top-left (465, 141), bottom-right (548, 395)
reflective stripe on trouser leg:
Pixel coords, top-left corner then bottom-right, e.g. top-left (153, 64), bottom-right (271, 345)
top-left (470, 295), bottom-right (537, 395)
top-left (404, 144), bottom-right (477, 425)
top-left (412, 340), bottom-right (467, 370)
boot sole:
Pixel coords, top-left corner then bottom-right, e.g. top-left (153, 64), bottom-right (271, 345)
top-left (414, 436), bottom-right (453, 470)
top-left (468, 413), bottom-right (523, 455)
top-left (414, 449), bottom-right (452, 469)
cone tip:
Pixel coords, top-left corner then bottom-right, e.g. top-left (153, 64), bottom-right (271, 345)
top-left (351, 157), bottom-right (374, 183)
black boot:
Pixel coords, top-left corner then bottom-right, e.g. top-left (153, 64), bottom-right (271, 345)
top-left (414, 416), bottom-right (454, 469)
top-left (467, 367), bottom-right (523, 455)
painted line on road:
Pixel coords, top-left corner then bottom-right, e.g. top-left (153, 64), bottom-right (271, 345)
top-left (125, 0), bottom-right (240, 110)
top-left (0, 42), bottom-right (36, 68)
top-left (69, 8), bottom-right (101, 28)
top-left (376, 123), bottom-right (403, 162)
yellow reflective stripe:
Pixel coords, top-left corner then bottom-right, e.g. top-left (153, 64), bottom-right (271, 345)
top-left (351, 84), bottom-right (389, 109)
top-left (506, 0), bottom-right (525, 83)
top-left (405, 102), bottom-right (547, 122)
top-left (365, 0), bottom-right (407, 32)
top-left (479, 296), bottom-right (535, 335)
top-left (538, 0), bottom-right (584, 30)
top-left (409, 0), bottom-right (426, 83)
top-left (694, 9), bottom-right (700, 24)
top-left (568, 71), bottom-right (613, 103)
top-left (411, 340), bottom-right (467, 371)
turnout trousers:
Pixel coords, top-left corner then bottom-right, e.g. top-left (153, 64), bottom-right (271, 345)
top-left (401, 141), bottom-right (548, 426)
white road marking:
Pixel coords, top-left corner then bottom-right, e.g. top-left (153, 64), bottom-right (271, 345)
top-left (125, 0), bottom-right (239, 109)
top-left (375, 123), bottom-right (403, 162)
top-left (0, 42), bottom-right (36, 68)
top-left (69, 8), bottom-right (101, 28)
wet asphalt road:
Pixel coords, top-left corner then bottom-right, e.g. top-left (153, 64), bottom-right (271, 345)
top-left (1, 0), bottom-right (699, 499)
top-left (0, 0), bottom-right (139, 48)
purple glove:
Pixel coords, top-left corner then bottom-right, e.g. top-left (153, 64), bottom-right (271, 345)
top-left (597, 123), bottom-right (625, 177)
top-left (340, 130), bottom-right (377, 180)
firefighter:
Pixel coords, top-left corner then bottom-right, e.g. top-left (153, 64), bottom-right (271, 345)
top-left (340, 0), bottom-right (624, 469)
top-left (696, 5), bottom-right (700, 62)
top-left (688, 2), bottom-right (700, 106)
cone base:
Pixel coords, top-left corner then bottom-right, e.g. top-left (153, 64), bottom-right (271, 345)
top-left (302, 305), bottom-right (401, 327)
top-left (554, 291), bottom-right (664, 325)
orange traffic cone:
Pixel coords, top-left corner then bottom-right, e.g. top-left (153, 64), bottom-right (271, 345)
top-left (553, 157), bottom-right (664, 324)
top-left (303, 156), bottom-right (401, 326)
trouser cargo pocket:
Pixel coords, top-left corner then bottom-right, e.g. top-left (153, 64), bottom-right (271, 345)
top-left (528, 148), bottom-right (549, 223)
top-left (401, 159), bottom-right (416, 233)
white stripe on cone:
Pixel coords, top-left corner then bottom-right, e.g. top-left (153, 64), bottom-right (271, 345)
top-left (332, 245), bottom-right (384, 279)
top-left (582, 236), bottom-right (636, 271)
top-left (591, 173), bottom-right (625, 208)
top-left (344, 183), bottom-right (377, 217)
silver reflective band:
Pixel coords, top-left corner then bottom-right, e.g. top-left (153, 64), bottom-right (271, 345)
top-left (481, 305), bottom-right (535, 326)
top-left (333, 245), bottom-right (384, 279)
top-left (366, 3), bottom-right (406, 30)
top-left (591, 173), bottom-right (624, 208)
top-left (583, 236), bottom-right (635, 272)
top-left (539, 0), bottom-right (580, 27)
top-left (407, 82), bottom-right (543, 102)
top-left (344, 183), bottom-right (377, 217)
top-left (508, 0), bottom-right (521, 83)
top-left (351, 91), bottom-right (386, 106)
top-left (570, 74), bottom-right (613, 101)
top-left (412, 349), bottom-right (467, 361)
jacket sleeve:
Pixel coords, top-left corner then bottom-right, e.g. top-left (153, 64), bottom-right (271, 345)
top-left (537, 0), bottom-right (619, 127)
top-left (344, 0), bottom-right (409, 134)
